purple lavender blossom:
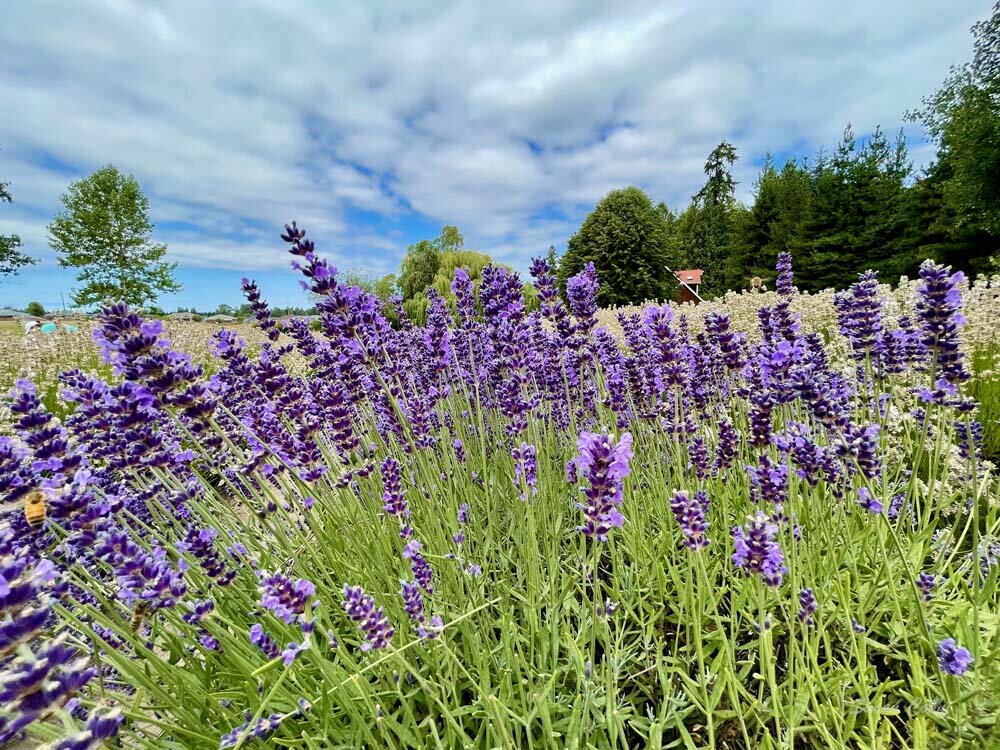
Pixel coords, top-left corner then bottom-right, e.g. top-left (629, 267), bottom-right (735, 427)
top-left (836, 423), bottom-right (882, 480)
top-left (732, 511), bottom-right (787, 587)
top-left (775, 252), bottom-right (795, 297)
top-left (402, 539), bottom-right (434, 594)
top-left (797, 588), bottom-right (817, 625)
top-left (915, 261), bottom-right (969, 385)
top-left (937, 638), bottom-right (973, 676)
top-left (49, 708), bottom-right (125, 750)
top-left (0, 551), bottom-right (97, 745)
top-left (669, 490), bottom-right (710, 550)
top-left (381, 457), bottom-right (409, 519)
top-left (856, 487), bottom-right (884, 515)
top-left (746, 456), bottom-right (789, 507)
top-left (566, 263), bottom-right (599, 335)
top-left (453, 439), bottom-right (466, 464)
top-left (249, 623), bottom-right (280, 659)
top-left (178, 526), bottom-right (236, 587)
top-left (512, 442), bottom-right (538, 500)
top-left (917, 572), bottom-right (936, 601)
top-left (341, 584), bottom-right (394, 652)
top-left (713, 419), bottom-right (739, 474)
top-left (833, 271), bottom-right (884, 360)
top-left (258, 572), bottom-right (316, 625)
top-left (573, 431), bottom-right (634, 542)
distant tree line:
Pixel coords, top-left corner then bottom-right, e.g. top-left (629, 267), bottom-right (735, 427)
top-left (562, 5), bottom-right (999, 303)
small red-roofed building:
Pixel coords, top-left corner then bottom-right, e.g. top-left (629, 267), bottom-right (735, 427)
top-left (673, 269), bottom-right (704, 304)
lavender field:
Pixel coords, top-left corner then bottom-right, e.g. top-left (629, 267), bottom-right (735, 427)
top-left (2, 226), bottom-right (999, 749)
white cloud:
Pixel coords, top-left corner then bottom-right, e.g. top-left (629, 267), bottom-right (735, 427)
top-left (0, 0), bottom-right (987, 283)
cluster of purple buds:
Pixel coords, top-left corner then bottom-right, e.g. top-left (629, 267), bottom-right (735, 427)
top-left (566, 262), bottom-right (599, 336)
top-left (704, 312), bottom-right (744, 371)
top-left (93, 528), bottom-right (186, 612)
top-left (400, 580), bottom-right (443, 640)
top-left (573, 431), bottom-right (634, 543)
top-left (248, 624), bottom-right (280, 660)
top-left (380, 457), bottom-right (409, 519)
top-left (511, 442), bottom-right (538, 501)
top-left (688, 437), bottom-right (710, 480)
top-left (0, 553), bottom-right (98, 745)
top-left (714, 420), bottom-right (739, 474)
top-left (453, 503), bottom-right (470, 546)
top-left (833, 271), bottom-right (883, 360)
top-left (341, 584), bottom-right (394, 652)
top-left (258, 572), bottom-right (316, 628)
top-left (917, 572), bottom-right (937, 601)
top-left (221, 712), bottom-right (289, 748)
top-left (732, 511), bottom-right (787, 587)
top-left (836, 423), bottom-right (882, 480)
top-left (955, 420), bottom-right (983, 462)
top-left (402, 539), bottom-right (434, 594)
top-left (775, 252), bottom-right (795, 297)
top-left (453, 438), bottom-right (466, 464)
top-left (669, 490), bottom-right (710, 550)
top-left (797, 588), bottom-right (817, 625)
top-left (937, 638), bottom-right (972, 676)
top-left (856, 487), bottom-right (884, 515)
top-left (746, 456), bottom-right (788, 507)
top-left (915, 261), bottom-right (969, 386)
top-left (178, 526), bottom-right (236, 587)
top-left (45, 708), bottom-right (125, 750)
top-left (182, 599), bottom-right (215, 625)
top-left (529, 258), bottom-right (573, 340)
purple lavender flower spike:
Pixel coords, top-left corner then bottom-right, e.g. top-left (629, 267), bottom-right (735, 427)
top-left (856, 487), bottom-right (884, 515)
top-left (916, 572), bottom-right (936, 601)
top-left (402, 539), bottom-right (434, 593)
top-left (775, 252), bottom-right (795, 297)
top-left (249, 623), bottom-right (280, 659)
top-left (341, 584), bottom-right (394, 651)
top-left (258, 571), bottom-right (316, 627)
top-left (732, 510), bottom-right (787, 587)
top-left (915, 260), bottom-right (969, 386)
top-left (669, 490), bottom-right (710, 550)
top-left (937, 638), bottom-right (972, 676)
top-left (512, 442), bottom-right (538, 501)
top-left (381, 457), bottom-right (409, 519)
top-left (573, 431), bottom-right (634, 542)
top-left (797, 588), bottom-right (817, 625)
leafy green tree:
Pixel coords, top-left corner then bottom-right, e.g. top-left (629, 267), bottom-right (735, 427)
top-left (48, 165), bottom-right (179, 307)
top-left (560, 187), bottom-right (674, 306)
top-left (909, 2), bottom-right (1000, 276)
top-left (26, 301), bottom-right (45, 317)
top-left (398, 231), bottom-right (450, 301)
top-left (1, 150), bottom-right (36, 283)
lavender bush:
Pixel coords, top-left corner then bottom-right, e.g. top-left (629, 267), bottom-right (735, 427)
top-left (0, 236), bottom-right (998, 749)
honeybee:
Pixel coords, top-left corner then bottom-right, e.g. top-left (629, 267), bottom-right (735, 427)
top-left (24, 488), bottom-right (48, 529)
top-left (131, 601), bottom-right (151, 632)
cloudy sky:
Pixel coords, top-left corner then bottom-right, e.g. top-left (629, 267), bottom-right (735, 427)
top-left (0, 0), bottom-right (987, 311)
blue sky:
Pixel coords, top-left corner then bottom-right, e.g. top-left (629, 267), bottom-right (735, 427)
top-left (0, 1), bottom-right (987, 311)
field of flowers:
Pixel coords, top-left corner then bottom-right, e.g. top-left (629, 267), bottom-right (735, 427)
top-left (1, 226), bottom-right (999, 749)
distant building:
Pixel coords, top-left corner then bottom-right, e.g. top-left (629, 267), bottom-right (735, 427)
top-left (0, 308), bottom-right (27, 321)
top-left (204, 314), bottom-right (237, 323)
top-left (672, 269), bottom-right (704, 304)
top-left (168, 312), bottom-right (196, 321)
